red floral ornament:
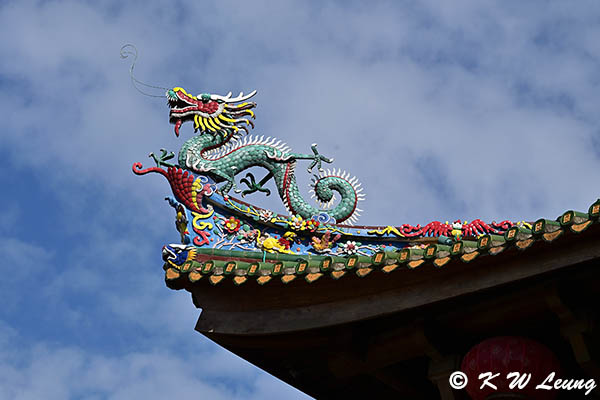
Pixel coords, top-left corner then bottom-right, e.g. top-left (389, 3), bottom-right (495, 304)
top-left (305, 219), bottom-right (320, 232)
top-left (222, 216), bottom-right (241, 233)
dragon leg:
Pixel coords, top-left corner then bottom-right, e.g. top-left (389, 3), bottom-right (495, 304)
top-left (211, 168), bottom-right (239, 195)
top-left (290, 143), bottom-right (334, 172)
top-left (149, 148), bottom-right (175, 168)
top-left (240, 172), bottom-right (273, 197)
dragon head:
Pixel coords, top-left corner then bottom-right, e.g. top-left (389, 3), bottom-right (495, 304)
top-left (162, 243), bottom-right (192, 267)
top-left (166, 87), bottom-right (257, 137)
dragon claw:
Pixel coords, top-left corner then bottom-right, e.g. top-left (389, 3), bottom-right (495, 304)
top-left (149, 148), bottom-right (175, 168)
top-left (239, 172), bottom-right (273, 197)
top-left (305, 143), bottom-right (334, 173)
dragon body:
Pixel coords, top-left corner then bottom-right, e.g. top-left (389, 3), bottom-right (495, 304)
top-left (125, 48), bottom-right (523, 267)
top-left (165, 87), bottom-right (364, 224)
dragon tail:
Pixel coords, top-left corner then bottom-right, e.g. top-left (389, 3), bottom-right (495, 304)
top-left (276, 163), bottom-right (365, 224)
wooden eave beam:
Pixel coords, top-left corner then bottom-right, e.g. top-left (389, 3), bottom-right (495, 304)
top-left (193, 227), bottom-right (600, 335)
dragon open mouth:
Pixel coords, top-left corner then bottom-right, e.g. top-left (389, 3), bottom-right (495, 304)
top-left (161, 245), bottom-right (177, 261)
top-left (168, 98), bottom-right (195, 137)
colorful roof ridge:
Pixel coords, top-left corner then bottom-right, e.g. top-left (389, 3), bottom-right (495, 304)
top-left (132, 82), bottom-right (536, 267)
top-left (125, 79), bottom-right (600, 291)
top-left (161, 199), bottom-right (600, 288)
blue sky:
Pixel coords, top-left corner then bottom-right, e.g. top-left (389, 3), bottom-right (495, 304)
top-left (2, 1), bottom-right (600, 398)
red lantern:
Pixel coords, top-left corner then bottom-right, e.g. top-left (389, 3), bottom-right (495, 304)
top-left (461, 336), bottom-right (560, 400)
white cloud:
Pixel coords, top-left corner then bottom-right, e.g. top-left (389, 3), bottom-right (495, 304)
top-left (0, 203), bottom-right (20, 234)
top-left (2, 0), bottom-right (600, 398)
top-left (0, 237), bottom-right (54, 311)
top-left (3, 0), bottom-right (600, 223)
top-left (0, 331), bottom-right (310, 400)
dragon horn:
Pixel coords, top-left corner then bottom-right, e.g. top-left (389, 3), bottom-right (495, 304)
top-left (210, 90), bottom-right (257, 103)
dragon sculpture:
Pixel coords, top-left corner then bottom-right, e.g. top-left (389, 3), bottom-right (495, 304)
top-left (126, 46), bottom-right (533, 286)
top-left (155, 86), bottom-right (365, 224)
